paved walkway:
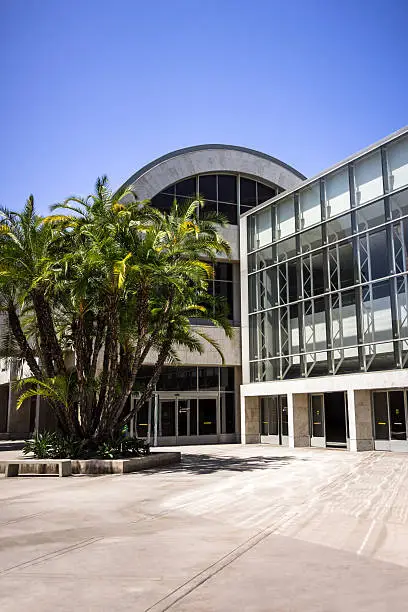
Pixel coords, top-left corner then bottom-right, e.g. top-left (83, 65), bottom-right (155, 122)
top-left (1, 443), bottom-right (408, 610)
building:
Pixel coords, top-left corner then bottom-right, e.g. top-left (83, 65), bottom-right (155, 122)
top-left (1, 129), bottom-right (407, 451)
top-left (240, 126), bottom-right (408, 452)
top-left (0, 145), bottom-right (305, 442)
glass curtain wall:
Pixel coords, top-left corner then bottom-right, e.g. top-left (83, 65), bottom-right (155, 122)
top-left (247, 134), bottom-right (408, 381)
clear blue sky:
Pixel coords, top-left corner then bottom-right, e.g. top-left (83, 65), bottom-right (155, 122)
top-left (1, 0), bottom-right (407, 214)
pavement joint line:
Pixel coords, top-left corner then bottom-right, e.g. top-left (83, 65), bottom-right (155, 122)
top-left (143, 512), bottom-right (301, 612)
top-left (0, 536), bottom-right (102, 576)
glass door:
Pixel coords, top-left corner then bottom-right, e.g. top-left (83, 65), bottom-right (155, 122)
top-left (373, 390), bottom-right (408, 451)
top-left (310, 394), bottom-right (325, 447)
top-left (160, 400), bottom-right (176, 438)
top-left (260, 396), bottom-right (288, 446)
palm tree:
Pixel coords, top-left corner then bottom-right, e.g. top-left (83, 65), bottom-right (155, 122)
top-left (0, 178), bottom-right (232, 444)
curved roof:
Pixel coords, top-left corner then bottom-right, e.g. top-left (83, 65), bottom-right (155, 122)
top-left (119, 144), bottom-right (306, 200)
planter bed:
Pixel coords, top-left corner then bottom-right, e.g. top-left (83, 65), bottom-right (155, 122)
top-left (0, 451), bottom-right (181, 476)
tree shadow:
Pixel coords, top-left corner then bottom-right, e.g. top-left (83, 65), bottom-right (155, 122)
top-left (141, 453), bottom-right (307, 476)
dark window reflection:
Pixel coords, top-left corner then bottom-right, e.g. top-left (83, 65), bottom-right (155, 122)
top-left (240, 178), bottom-right (257, 206)
top-left (198, 175), bottom-right (217, 201)
top-left (150, 193), bottom-right (174, 211)
top-left (218, 202), bottom-right (237, 224)
top-left (257, 183), bottom-right (276, 204)
top-left (176, 177), bottom-right (197, 197)
top-left (218, 175), bottom-right (237, 203)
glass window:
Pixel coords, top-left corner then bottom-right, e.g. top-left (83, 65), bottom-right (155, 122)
top-left (276, 196), bottom-right (295, 238)
top-left (201, 200), bottom-right (217, 216)
top-left (300, 226), bottom-right (323, 252)
top-left (354, 151), bottom-right (383, 205)
top-left (326, 212), bottom-right (352, 243)
top-left (277, 236), bottom-right (296, 262)
top-left (255, 207), bottom-right (272, 248)
top-left (150, 192), bottom-right (174, 211)
top-left (218, 175), bottom-right (237, 203)
top-left (390, 189), bottom-right (408, 219)
top-left (258, 268), bottom-right (274, 310)
top-left (299, 182), bottom-right (321, 228)
top-left (247, 215), bottom-right (256, 252)
top-left (332, 241), bottom-right (354, 288)
top-left (215, 262), bottom-right (233, 281)
top-left (249, 314), bottom-right (258, 359)
top-left (331, 290), bottom-right (357, 347)
top-left (356, 200), bottom-right (385, 231)
top-left (257, 182), bottom-right (276, 204)
top-left (371, 281), bottom-right (393, 342)
top-left (223, 393), bottom-right (235, 434)
top-left (175, 177), bottom-right (196, 197)
top-left (214, 280), bottom-right (233, 320)
top-left (220, 367), bottom-right (234, 391)
top-left (240, 177), bottom-right (257, 206)
top-left (325, 167), bottom-right (350, 217)
top-left (387, 135), bottom-right (408, 191)
top-left (157, 367), bottom-right (197, 391)
top-left (367, 229), bottom-right (389, 280)
top-left (248, 274), bottom-right (258, 313)
top-left (218, 202), bottom-right (237, 225)
top-left (198, 367), bottom-right (219, 390)
top-left (257, 246), bottom-right (273, 269)
top-left (198, 175), bottom-right (217, 201)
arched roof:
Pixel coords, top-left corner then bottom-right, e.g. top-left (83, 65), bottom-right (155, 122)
top-left (119, 144), bottom-right (306, 200)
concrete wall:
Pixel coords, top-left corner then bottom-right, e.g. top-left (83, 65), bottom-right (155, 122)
top-left (243, 396), bottom-right (260, 444)
top-left (124, 146), bottom-right (304, 202)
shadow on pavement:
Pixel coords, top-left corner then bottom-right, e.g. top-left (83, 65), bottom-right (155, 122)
top-left (141, 453), bottom-right (306, 475)
top-left (0, 441), bottom-right (25, 453)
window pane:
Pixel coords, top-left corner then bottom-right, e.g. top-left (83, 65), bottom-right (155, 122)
top-left (367, 229), bottom-right (389, 280)
top-left (220, 367), bottom-right (234, 391)
top-left (255, 207), bottom-right (272, 248)
top-left (257, 246), bottom-right (273, 269)
top-left (218, 202), bottom-right (237, 225)
top-left (388, 135), bottom-right (408, 191)
top-left (390, 189), bottom-right (408, 219)
top-left (175, 177), bottom-right (196, 197)
top-left (277, 236), bottom-right (296, 262)
top-left (201, 200), bottom-right (217, 216)
top-left (198, 175), bottom-right (217, 201)
top-left (299, 182), bottom-right (321, 228)
top-left (240, 177), bottom-right (257, 206)
top-left (326, 212), bottom-right (352, 243)
top-left (151, 192), bottom-right (174, 211)
top-left (198, 367), bottom-right (219, 390)
top-left (356, 200), bottom-right (385, 231)
top-left (218, 175), bottom-right (237, 203)
top-left (215, 262), bottom-right (233, 281)
top-left (223, 393), bottom-right (235, 434)
top-left (214, 280), bottom-right (233, 320)
top-left (300, 226), bottom-right (322, 252)
top-left (276, 196), bottom-right (295, 238)
top-left (199, 398), bottom-right (217, 435)
top-left (257, 182), bottom-right (276, 204)
top-left (326, 167), bottom-right (350, 217)
top-left (355, 151), bottom-right (383, 204)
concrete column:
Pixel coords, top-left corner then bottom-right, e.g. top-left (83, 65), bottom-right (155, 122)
top-left (347, 389), bottom-right (374, 451)
top-left (241, 395), bottom-right (260, 444)
top-left (289, 393), bottom-right (310, 448)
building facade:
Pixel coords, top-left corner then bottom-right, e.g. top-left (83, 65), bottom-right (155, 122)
top-left (2, 129), bottom-right (407, 451)
top-left (240, 126), bottom-right (408, 452)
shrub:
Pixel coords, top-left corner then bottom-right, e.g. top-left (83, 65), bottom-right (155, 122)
top-left (23, 431), bottom-right (150, 460)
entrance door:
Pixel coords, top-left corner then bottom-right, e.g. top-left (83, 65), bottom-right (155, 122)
top-left (325, 392), bottom-right (347, 447)
top-left (160, 400), bottom-right (176, 437)
top-left (310, 394), bottom-right (325, 447)
top-left (373, 390), bottom-right (408, 451)
top-left (260, 396), bottom-right (288, 446)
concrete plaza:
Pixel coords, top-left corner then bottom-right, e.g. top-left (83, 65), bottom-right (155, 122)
top-left (1, 443), bottom-right (408, 611)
